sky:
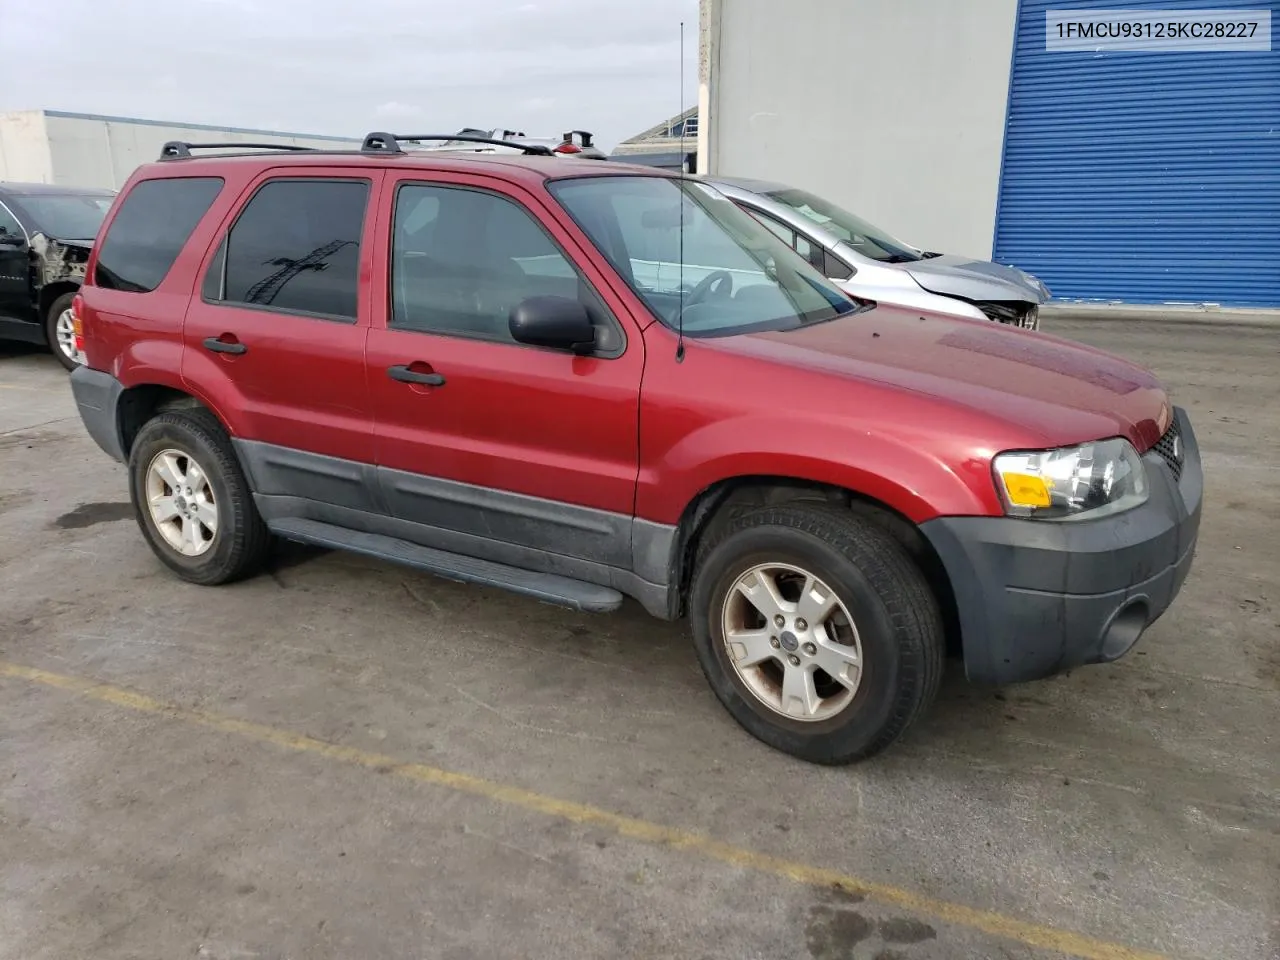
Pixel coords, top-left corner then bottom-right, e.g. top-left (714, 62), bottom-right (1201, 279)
top-left (0, 0), bottom-right (700, 150)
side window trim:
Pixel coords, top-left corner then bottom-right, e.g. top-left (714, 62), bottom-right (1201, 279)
top-left (387, 178), bottom-right (627, 359)
top-left (201, 175), bottom-right (372, 325)
top-left (0, 199), bottom-right (29, 243)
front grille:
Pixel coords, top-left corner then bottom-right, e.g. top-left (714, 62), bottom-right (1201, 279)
top-left (975, 301), bottom-right (1040, 330)
top-left (1153, 418), bottom-right (1184, 481)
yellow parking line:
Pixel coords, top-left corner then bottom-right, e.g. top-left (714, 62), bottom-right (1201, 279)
top-left (0, 659), bottom-right (1171, 960)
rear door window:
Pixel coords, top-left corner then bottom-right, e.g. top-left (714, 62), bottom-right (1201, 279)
top-left (212, 178), bottom-right (369, 321)
top-left (94, 177), bottom-right (223, 292)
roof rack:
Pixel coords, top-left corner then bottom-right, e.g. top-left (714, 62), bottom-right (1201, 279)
top-left (159, 141), bottom-right (319, 160)
top-left (360, 132), bottom-right (554, 156)
top-left (561, 130), bottom-right (595, 148)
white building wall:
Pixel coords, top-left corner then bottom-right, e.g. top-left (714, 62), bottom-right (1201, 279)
top-left (0, 111), bottom-right (54, 183)
top-left (3, 112), bottom-right (361, 190)
top-left (704, 0), bottom-right (1017, 259)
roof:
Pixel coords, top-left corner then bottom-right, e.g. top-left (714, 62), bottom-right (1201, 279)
top-left (0, 180), bottom-right (116, 197)
top-left (619, 106), bottom-right (698, 146)
top-left (703, 175), bottom-right (789, 194)
top-left (140, 149), bottom-right (681, 185)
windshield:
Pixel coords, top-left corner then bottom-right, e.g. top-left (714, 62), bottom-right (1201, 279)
top-left (549, 176), bottom-right (857, 337)
top-left (15, 194), bottom-right (114, 241)
top-left (763, 187), bottom-right (926, 264)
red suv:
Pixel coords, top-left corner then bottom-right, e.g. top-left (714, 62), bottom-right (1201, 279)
top-left (68, 133), bottom-right (1202, 764)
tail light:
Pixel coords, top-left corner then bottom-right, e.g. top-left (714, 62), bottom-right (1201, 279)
top-left (71, 293), bottom-right (85, 352)
top-left (554, 142), bottom-right (583, 154)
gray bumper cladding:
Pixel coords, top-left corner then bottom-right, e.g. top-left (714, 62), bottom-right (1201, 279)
top-left (921, 407), bottom-right (1203, 685)
top-left (69, 366), bottom-right (126, 462)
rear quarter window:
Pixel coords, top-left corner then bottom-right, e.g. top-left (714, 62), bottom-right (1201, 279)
top-left (94, 177), bottom-right (223, 292)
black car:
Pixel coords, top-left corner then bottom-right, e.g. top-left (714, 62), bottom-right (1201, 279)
top-left (0, 182), bottom-right (116, 370)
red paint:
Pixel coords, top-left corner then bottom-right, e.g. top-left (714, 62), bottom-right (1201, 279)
top-left (78, 151), bottom-right (1170, 531)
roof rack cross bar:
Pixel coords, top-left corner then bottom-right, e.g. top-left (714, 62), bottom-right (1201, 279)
top-left (159, 141), bottom-right (319, 160)
top-left (360, 133), bottom-right (554, 157)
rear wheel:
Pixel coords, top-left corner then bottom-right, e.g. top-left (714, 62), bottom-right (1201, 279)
top-left (689, 503), bottom-right (944, 764)
top-left (128, 409), bottom-right (271, 585)
top-left (44, 292), bottom-right (83, 371)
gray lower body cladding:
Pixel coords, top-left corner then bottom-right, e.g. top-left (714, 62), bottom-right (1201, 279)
top-left (921, 407), bottom-right (1202, 685)
top-left (233, 439), bottom-right (677, 619)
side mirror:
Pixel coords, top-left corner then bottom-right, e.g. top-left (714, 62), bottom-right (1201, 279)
top-left (509, 296), bottom-right (596, 355)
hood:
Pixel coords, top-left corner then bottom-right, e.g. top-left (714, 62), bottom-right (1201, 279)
top-left (898, 253), bottom-right (1049, 303)
top-left (727, 305), bottom-right (1168, 451)
top-left (43, 235), bottom-right (95, 249)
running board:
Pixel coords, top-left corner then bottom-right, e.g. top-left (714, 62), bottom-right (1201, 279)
top-left (268, 518), bottom-right (625, 613)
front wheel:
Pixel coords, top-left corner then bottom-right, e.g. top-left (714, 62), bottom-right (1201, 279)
top-left (689, 503), bottom-right (944, 764)
top-left (45, 292), bottom-right (84, 371)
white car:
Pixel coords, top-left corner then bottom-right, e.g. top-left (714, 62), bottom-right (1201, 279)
top-left (705, 177), bottom-right (1050, 328)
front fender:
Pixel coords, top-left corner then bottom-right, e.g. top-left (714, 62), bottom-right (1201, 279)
top-left (636, 413), bottom-right (1004, 526)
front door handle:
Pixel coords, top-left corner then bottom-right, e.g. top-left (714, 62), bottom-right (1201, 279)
top-left (204, 335), bottom-right (247, 355)
top-left (388, 364), bottom-right (445, 387)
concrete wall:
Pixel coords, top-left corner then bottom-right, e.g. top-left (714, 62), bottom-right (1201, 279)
top-left (703, 0), bottom-right (1017, 259)
top-left (0, 111), bottom-right (54, 184)
top-left (2, 112), bottom-right (361, 190)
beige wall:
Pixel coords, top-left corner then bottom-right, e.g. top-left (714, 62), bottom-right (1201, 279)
top-left (42, 114), bottom-right (361, 190)
top-left (703, 0), bottom-right (1017, 259)
top-left (0, 111), bottom-right (54, 183)
top-left (0, 112), bottom-right (362, 190)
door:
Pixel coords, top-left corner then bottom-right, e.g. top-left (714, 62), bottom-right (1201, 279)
top-left (182, 171), bottom-right (381, 513)
top-left (0, 200), bottom-right (32, 321)
top-left (365, 175), bottom-right (644, 568)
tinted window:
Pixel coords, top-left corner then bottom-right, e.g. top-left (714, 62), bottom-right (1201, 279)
top-left (391, 183), bottom-right (616, 347)
top-left (14, 194), bottom-right (113, 241)
top-left (221, 179), bottom-right (368, 320)
top-left (95, 177), bottom-right (223, 292)
top-left (824, 250), bottom-right (854, 281)
top-left (550, 176), bottom-right (855, 337)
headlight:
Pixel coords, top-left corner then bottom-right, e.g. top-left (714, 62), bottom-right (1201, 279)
top-left (992, 438), bottom-right (1148, 520)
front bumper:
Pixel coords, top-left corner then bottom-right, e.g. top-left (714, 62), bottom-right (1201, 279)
top-left (921, 407), bottom-right (1202, 685)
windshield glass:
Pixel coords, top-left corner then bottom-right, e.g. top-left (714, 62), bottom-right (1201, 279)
top-left (549, 176), bottom-right (857, 337)
top-left (15, 194), bottom-right (114, 241)
top-left (763, 187), bottom-right (924, 264)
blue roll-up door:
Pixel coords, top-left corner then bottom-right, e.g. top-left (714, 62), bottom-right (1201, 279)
top-left (994, 0), bottom-right (1280, 306)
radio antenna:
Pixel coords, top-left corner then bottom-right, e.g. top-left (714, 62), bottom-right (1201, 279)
top-left (676, 19), bottom-right (687, 363)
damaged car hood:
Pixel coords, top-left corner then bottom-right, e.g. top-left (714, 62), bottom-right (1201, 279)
top-left (899, 253), bottom-right (1049, 304)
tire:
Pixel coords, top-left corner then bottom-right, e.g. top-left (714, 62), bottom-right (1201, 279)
top-left (44, 292), bottom-right (83, 371)
top-left (128, 409), bottom-right (271, 585)
top-left (689, 502), bottom-right (944, 765)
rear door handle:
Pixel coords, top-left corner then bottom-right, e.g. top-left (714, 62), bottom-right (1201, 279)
top-left (388, 364), bottom-right (445, 386)
top-left (203, 336), bottom-right (247, 356)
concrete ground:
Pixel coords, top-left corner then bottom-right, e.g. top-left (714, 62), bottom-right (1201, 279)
top-left (1, 319), bottom-right (1277, 960)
